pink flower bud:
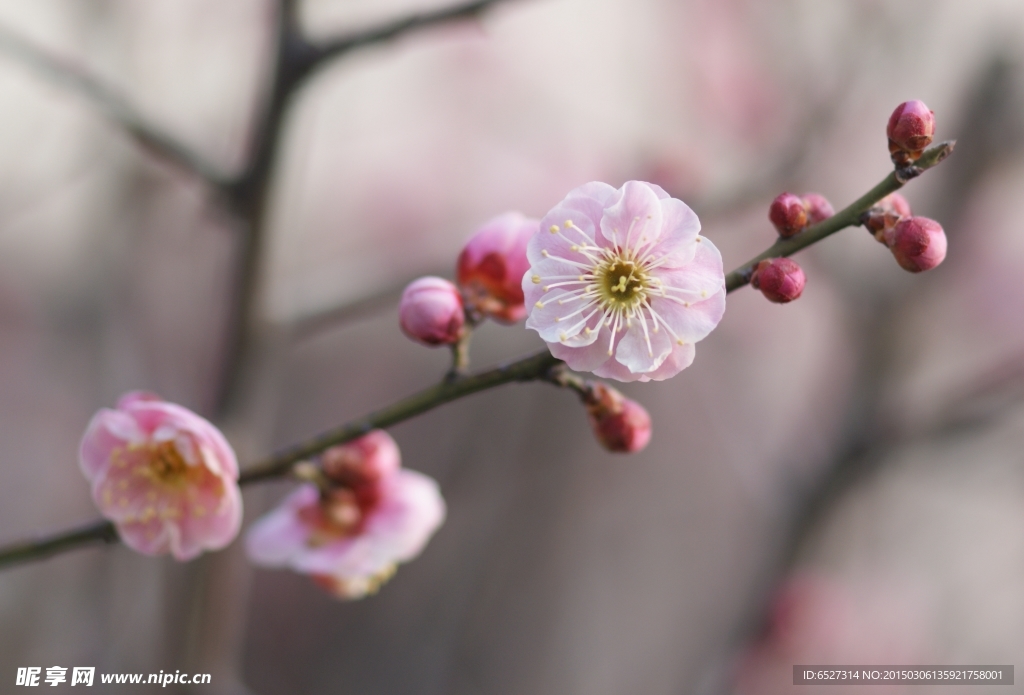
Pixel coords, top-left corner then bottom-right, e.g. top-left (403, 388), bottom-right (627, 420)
top-left (78, 391), bottom-right (242, 560)
top-left (864, 193), bottom-right (912, 240)
top-left (750, 258), bottom-right (805, 303)
top-left (801, 193), bottom-right (834, 225)
top-left (457, 212), bottom-right (537, 323)
top-left (399, 276), bottom-right (465, 346)
top-left (884, 216), bottom-right (947, 273)
top-left (768, 192), bottom-right (808, 238)
top-left (584, 383), bottom-right (652, 453)
top-left (887, 100), bottom-right (935, 164)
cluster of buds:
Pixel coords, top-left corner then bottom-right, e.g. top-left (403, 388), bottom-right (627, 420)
top-left (863, 193), bottom-right (947, 273)
top-left (887, 100), bottom-right (935, 166)
top-left (246, 430), bottom-right (445, 600)
top-left (768, 192), bottom-right (834, 238)
top-left (399, 213), bottom-right (538, 348)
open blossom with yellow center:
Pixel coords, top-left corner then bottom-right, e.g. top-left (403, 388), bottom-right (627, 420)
top-left (79, 391), bottom-right (242, 560)
top-left (523, 181), bottom-right (726, 381)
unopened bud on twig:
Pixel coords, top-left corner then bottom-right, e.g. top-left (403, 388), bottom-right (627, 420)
top-left (583, 383), bottom-right (652, 453)
top-left (801, 193), bottom-right (834, 225)
top-left (863, 192), bottom-right (912, 241)
top-left (887, 100), bottom-right (935, 165)
top-left (769, 192), bottom-right (808, 238)
top-left (399, 277), bottom-right (466, 346)
top-left (884, 216), bottom-right (947, 273)
top-left (750, 258), bottom-right (805, 303)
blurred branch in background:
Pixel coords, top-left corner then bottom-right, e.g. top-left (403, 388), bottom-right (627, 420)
top-left (0, 23), bottom-right (232, 187)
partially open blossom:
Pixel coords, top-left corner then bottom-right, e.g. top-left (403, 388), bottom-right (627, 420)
top-left (768, 192), bottom-right (808, 238)
top-left (884, 216), bottom-right (947, 272)
top-left (456, 212), bottom-right (537, 323)
top-left (864, 192), bottom-right (912, 240)
top-left (399, 277), bottom-right (465, 346)
top-left (583, 382), bottom-right (652, 453)
top-left (887, 100), bottom-right (935, 164)
top-left (751, 258), bottom-right (805, 303)
top-left (801, 193), bottom-right (834, 225)
top-left (246, 430), bottom-right (445, 600)
top-left (524, 181), bottom-right (726, 382)
top-left (79, 392), bottom-right (241, 560)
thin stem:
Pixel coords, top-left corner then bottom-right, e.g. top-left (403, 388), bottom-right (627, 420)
top-left (0, 519), bottom-right (117, 570)
top-left (0, 24), bottom-right (229, 188)
top-left (0, 138), bottom-right (955, 570)
top-left (305, 0), bottom-right (514, 68)
top-left (724, 141), bottom-right (956, 292)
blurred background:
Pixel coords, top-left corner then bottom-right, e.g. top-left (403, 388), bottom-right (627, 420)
top-left (0, 0), bottom-right (1023, 693)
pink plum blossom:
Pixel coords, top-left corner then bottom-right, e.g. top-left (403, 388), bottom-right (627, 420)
top-left (457, 212), bottom-right (537, 323)
top-left (523, 181), bottom-right (726, 382)
top-left (79, 391), bottom-right (242, 561)
top-left (399, 276), bottom-right (465, 346)
top-left (245, 430), bottom-right (445, 599)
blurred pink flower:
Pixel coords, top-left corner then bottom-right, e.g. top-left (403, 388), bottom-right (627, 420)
top-left (245, 431), bottom-right (445, 599)
top-left (457, 212), bottom-right (538, 324)
top-left (524, 181), bottom-right (725, 382)
top-left (79, 391), bottom-right (242, 561)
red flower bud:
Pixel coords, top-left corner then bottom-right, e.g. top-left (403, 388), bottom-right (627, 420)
top-left (887, 100), bottom-right (935, 164)
top-left (584, 383), bottom-right (652, 453)
top-left (769, 192), bottom-right (808, 238)
top-left (457, 212), bottom-right (537, 324)
top-left (750, 258), bottom-right (805, 303)
top-left (801, 193), bottom-right (834, 225)
top-left (399, 277), bottom-right (465, 346)
top-left (884, 216), bottom-right (947, 273)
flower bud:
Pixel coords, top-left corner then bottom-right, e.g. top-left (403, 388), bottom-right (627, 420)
top-left (399, 276), bottom-right (465, 346)
top-left (750, 258), bottom-right (805, 303)
top-left (457, 212), bottom-right (538, 323)
top-left (801, 193), bottom-right (834, 225)
top-left (321, 430), bottom-right (400, 490)
top-left (887, 100), bottom-right (935, 164)
top-left (863, 192), bottom-right (912, 241)
top-left (769, 192), bottom-right (808, 238)
top-left (583, 383), bottom-right (652, 453)
top-left (884, 216), bottom-right (947, 272)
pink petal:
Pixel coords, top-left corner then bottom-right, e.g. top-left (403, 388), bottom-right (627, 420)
top-left (644, 197), bottom-right (701, 268)
top-left (245, 486), bottom-right (319, 566)
top-left (79, 408), bottom-right (142, 481)
top-left (643, 341), bottom-right (697, 381)
top-left (614, 318), bottom-right (673, 374)
top-left (599, 181), bottom-right (663, 249)
top-left (650, 288), bottom-right (726, 345)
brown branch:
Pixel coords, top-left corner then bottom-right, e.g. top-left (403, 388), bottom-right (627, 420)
top-left (0, 24), bottom-right (230, 187)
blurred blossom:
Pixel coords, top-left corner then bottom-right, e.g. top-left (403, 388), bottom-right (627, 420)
top-left (801, 193), bottom-right (835, 225)
top-left (246, 431), bottom-right (445, 600)
top-left (524, 181), bottom-right (725, 382)
top-left (78, 392), bottom-right (242, 561)
top-left (457, 212), bottom-right (538, 324)
top-left (399, 276), bottom-right (466, 346)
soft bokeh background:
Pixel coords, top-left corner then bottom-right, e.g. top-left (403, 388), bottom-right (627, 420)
top-left (1, 0), bottom-right (1023, 693)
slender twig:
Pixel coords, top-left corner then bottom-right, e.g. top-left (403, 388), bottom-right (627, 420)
top-left (305, 0), bottom-right (514, 68)
top-left (0, 137), bottom-right (955, 570)
top-left (0, 24), bottom-right (229, 187)
top-left (724, 141), bottom-right (956, 292)
top-left (0, 519), bottom-right (117, 570)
